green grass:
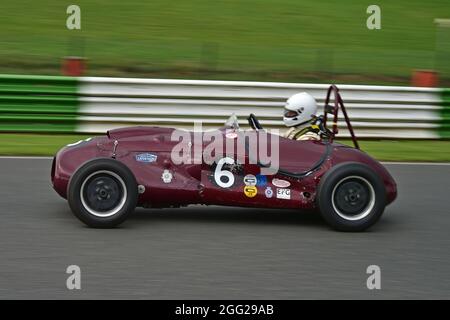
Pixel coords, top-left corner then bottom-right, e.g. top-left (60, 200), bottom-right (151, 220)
top-left (337, 140), bottom-right (450, 162)
top-left (1, 133), bottom-right (449, 162)
top-left (1, 1), bottom-right (450, 84)
top-left (0, 134), bottom-right (92, 156)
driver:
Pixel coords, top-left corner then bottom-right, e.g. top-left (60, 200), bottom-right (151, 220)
top-left (283, 92), bottom-right (321, 141)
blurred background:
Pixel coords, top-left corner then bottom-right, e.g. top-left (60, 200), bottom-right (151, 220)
top-left (1, 0), bottom-right (449, 84)
top-left (0, 0), bottom-right (449, 160)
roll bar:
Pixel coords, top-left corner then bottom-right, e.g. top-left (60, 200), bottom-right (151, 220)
top-left (323, 85), bottom-right (360, 150)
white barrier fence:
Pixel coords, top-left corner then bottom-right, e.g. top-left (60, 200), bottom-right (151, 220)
top-left (78, 77), bottom-right (443, 138)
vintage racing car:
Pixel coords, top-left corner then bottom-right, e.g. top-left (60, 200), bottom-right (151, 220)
top-left (51, 85), bottom-right (397, 231)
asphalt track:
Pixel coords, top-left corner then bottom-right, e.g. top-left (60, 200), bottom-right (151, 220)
top-left (0, 158), bottom-right (449, 299)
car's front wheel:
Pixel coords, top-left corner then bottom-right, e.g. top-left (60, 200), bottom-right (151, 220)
top-left (67, 158), bottom-right (138, 228)
top-left (317, 162), bottom-right (386, 232)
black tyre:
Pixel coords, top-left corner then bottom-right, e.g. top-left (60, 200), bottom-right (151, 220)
top-left (67, 158), bottom-right (138, 228)
top-left (316, 162), bottom-right (386, 232)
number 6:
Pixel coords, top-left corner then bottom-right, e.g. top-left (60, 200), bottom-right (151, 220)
top-left (214, 157), bottom-right (235, 188)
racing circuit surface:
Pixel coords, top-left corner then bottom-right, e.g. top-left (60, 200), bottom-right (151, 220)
top-left (0, 158), bottom-right (449, 299)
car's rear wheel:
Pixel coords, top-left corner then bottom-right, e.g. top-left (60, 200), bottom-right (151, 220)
top-left (68, 158), bottom-right (138, 228)
top-left (317, 162), bottom-right (386, 232)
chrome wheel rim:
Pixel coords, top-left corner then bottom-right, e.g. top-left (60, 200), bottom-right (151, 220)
top-left (331, 176), bottom-right (375, 221)
top-left (80, 170), bottom-right (127, 217)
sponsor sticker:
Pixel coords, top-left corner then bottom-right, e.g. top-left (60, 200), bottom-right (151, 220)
top-left (276, 188), bottom-right (291, 200)
top-left (225, 130), bottom-right (238, 139)
top-left (135, 153), bottom-right (157, 163)
top-left (244, 186), bottom-right (257, 198)
top-left (161, 169), bottom-right (173, 183)
top-left (272, 178), bottom-right (291, 188)
top-left (243, 174), bottom-right (257, 186)
top-left (256, 174), bottom-right (267, 186)
top-left (265, 186), bottom-right (273, 198)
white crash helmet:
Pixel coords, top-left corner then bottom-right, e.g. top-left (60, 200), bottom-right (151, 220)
top-left (283, 92), bottom-right (318, 127)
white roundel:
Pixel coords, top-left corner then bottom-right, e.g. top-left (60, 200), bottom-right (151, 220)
top-left (283, 92), bottom-right (318, 127)
top-left (214, 157), bottom-right (235, 188)
top-left (225, 130), bottom-right (238, 139)
top-left (244, 174), bottom-right (257, 186)
top-left (265, 187), bottom-right (274, 198)
top-left (272, 178), bottom-right (291, 188)
top-left (162, 169), bottom-right (173, 183)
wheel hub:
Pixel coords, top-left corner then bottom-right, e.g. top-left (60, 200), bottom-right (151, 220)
top-left (80, 170), bottom-right (127, 217)
top-left (331, 176), bottom-right (376, 221)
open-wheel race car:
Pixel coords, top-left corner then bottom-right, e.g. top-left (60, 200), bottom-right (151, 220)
top-left (52, 85), bottom-right (397, 231)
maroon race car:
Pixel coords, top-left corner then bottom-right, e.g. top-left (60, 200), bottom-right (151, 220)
top-left (51, 85), bottom-right (397, 231)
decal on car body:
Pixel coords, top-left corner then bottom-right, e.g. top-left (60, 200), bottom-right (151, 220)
top-left (214, 157), bottom-right (235, 188)
top-left (243, 174), bottom-right (257, 186)
top-left (162, 169), bottom-right (173, 183)
top-left (276, 188), bottom-right (291, 199)
top-left (272, 178), bottom-right (291, 188)
top-left (256, 174), bottom-right (267, 186)
top-left (225, 132), bottom-right (238, 139)
top-left (244, 186), bottom-right (257, 198)
top-left (265, 186), bottom-right (273, 198)
top-left (135, 153), bottom-right (157, 163)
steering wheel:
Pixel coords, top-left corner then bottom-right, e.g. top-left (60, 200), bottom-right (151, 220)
top-left (248, 113), bottom-right (263, 130)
